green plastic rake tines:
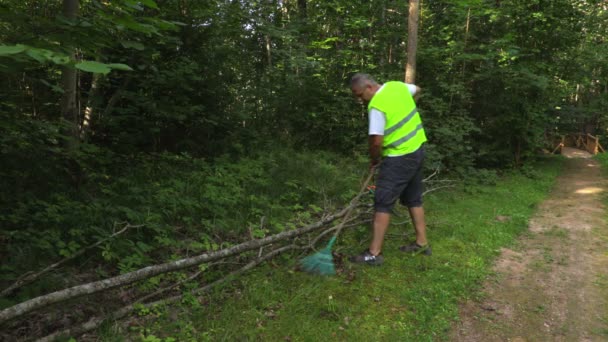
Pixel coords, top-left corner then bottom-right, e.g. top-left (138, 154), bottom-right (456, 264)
top-left (299, 236), bottom-right (337, 276)
top-left (299, 169), bottom-right (375, 276)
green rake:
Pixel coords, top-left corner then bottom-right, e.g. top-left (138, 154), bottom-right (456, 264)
top-left (300, 170), bottom-right (375, 275)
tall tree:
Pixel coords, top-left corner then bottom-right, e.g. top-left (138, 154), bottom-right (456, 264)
top-left (60, 0), bottom-right (79, 140)
top-left (405, 0), bottom-right (419, 83)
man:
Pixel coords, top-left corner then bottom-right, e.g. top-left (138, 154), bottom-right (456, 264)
top-left (349, 73), bottom-right (430, 266)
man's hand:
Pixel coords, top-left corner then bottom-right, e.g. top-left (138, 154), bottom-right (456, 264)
top-left (370, 159), bottom-right (380, 171)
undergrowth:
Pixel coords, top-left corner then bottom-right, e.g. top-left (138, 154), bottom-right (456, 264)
top-left (0, 146), bottom-right (365, 309)
top-left (111, 156), bottom-right (563, 341)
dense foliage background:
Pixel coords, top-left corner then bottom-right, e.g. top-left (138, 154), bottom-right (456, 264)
top-left (1, 0), bottom-right (606, 333)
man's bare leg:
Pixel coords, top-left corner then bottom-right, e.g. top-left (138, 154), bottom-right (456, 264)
top-left (408, 206), bottom-right (427, 246)
top-left (369, 212), bottom-right (390, 255)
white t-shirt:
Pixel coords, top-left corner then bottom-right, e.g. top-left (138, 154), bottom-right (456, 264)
top-left (368, 83), bottom-right (417, 135)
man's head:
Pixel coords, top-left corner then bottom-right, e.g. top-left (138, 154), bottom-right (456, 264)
top-left (350, 73), bottom-right (380, 103)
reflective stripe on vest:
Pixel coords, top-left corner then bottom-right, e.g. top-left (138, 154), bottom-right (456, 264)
top-left (387, 123), bottom-right (424, 149)
top-left (384, 107), bottom-right (418, 136)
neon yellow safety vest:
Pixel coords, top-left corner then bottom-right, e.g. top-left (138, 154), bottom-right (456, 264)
top-left (368, 81), bottom-right (427, 156)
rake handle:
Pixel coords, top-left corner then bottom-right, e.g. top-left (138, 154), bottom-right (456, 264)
top-left (331, 168), bottom-right (376, 241)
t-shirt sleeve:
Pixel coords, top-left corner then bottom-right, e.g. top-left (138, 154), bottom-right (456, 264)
top-left (405, 83), bottom-right (417, 96)
top-left (368, 108), bottom-right (386, 135)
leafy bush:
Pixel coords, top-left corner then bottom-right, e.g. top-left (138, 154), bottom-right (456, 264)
top-left (1, 125), bottom-right (364, 301)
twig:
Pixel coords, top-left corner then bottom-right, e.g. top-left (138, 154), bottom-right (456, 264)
top-left (425, 179), bottom-right (456, 183)
top-left (309, 218), bottom-right (371, 248)
top-left (1, 223), bottom-right (141, 298)
top-left (423, 169), bottom-right (439, 182)
top-left (423, 184), bottom-right (455, 196)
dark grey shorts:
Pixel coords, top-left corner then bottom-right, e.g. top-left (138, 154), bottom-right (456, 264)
top-left (374, 146), bottom-right (425, 213)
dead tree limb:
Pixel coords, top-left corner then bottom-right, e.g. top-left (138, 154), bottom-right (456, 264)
top-left (36, 245), bottom-right (295, 342)
top-left (1, 223), bottom-right (141, 298)
top-left (423, 168), bottom-right (439, 182)
top-left (133, 261), bottom-right (220, 305)
top-left (423, 184), bottom-right (455, 196)
top-left (1, 203), bottom-right (358, 324)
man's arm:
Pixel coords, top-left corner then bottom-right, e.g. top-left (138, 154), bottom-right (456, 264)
top-left (369, 135), bottom-right (383, 169)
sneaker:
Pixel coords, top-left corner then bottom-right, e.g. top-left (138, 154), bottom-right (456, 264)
top-left (349, 250), bottom-right (384, 266)
top-left (399, 243), bottom-right (432, 256)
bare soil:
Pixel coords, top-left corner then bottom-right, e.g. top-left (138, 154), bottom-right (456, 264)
top-left (450, 147), bottom-right (608, 342)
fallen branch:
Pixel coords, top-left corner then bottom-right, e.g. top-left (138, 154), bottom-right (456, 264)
top-left (423, 168), bottom-right (439, 181)
top-left (36, 245), bottom-right (295, 342)
top-left (423, 184), bottom-right (455, 196)
top-left (1, 223), bottom-right (141, 298)
top-left (134, 261), bottom-right (221, 305)
top-left (1, 201), bottom-right (359, 323)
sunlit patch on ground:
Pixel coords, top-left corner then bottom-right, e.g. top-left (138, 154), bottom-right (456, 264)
top-left (575, 187), bottom-right (604, 194)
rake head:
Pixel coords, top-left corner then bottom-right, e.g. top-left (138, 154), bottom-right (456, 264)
top-left (299, 237), bottom-right (337, 276)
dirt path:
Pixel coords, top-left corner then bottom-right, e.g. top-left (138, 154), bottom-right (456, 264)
top-left (451, 148), bottom-right (608, 342)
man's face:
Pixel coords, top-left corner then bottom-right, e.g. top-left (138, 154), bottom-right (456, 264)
top-left (351, 84), bottom-right (374, 104)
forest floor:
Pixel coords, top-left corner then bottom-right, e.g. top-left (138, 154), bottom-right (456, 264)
top-left (450, 147), bottom-right (608, 341)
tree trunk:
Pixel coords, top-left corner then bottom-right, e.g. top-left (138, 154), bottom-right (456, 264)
top-left (81, 72), bottom-right (101, 140)
top-left (296, 0), bottom-right (308, 76)
top-left (60, 0), bottom-right (79, 139)
top-left (405, 0), bottom-right (419, 83)
top-left (297, 0), bottom-right (307, 20)
top-left (265, 34), bottom-right (272, 67)
top-left (103, 76), bottom-right (132, 118)
top-left (462, 7), bottom-right (471, 76)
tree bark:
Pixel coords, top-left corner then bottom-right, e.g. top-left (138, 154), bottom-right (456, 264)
top-left (405, 0), bottom-right (419, 84)
top-left (462, 7), bottom-right (471, 76)
top-left (60, 0), bottom-right (80, 138)
top-left (81, 71), bottom-right (102, 140)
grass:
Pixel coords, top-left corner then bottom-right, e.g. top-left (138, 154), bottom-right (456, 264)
top-left (592, 153), bottom-right (608, 339)
top-left (117, 156), bottom-right (564, 342)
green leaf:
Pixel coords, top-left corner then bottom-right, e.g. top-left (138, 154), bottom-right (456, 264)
top-left (140, 0), bottom-right (159, 9)
top-left (0, 44), bottom-right (26, 55)
top-left (75, 61), bottom-right (111, 74)
top-left (107, 63), bottom-right (133, 71)
top-left (51, 55), bottom-right (70, 65)
top-left (120, 41), bottom-right (145, 50)
top-left (25, 49), bottom-right (47, 63)
top-left (40, 79), bottom-right (64, 93)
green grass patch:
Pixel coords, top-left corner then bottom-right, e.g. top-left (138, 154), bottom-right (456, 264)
top-left (127, 156), bottom-right (563, 341)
